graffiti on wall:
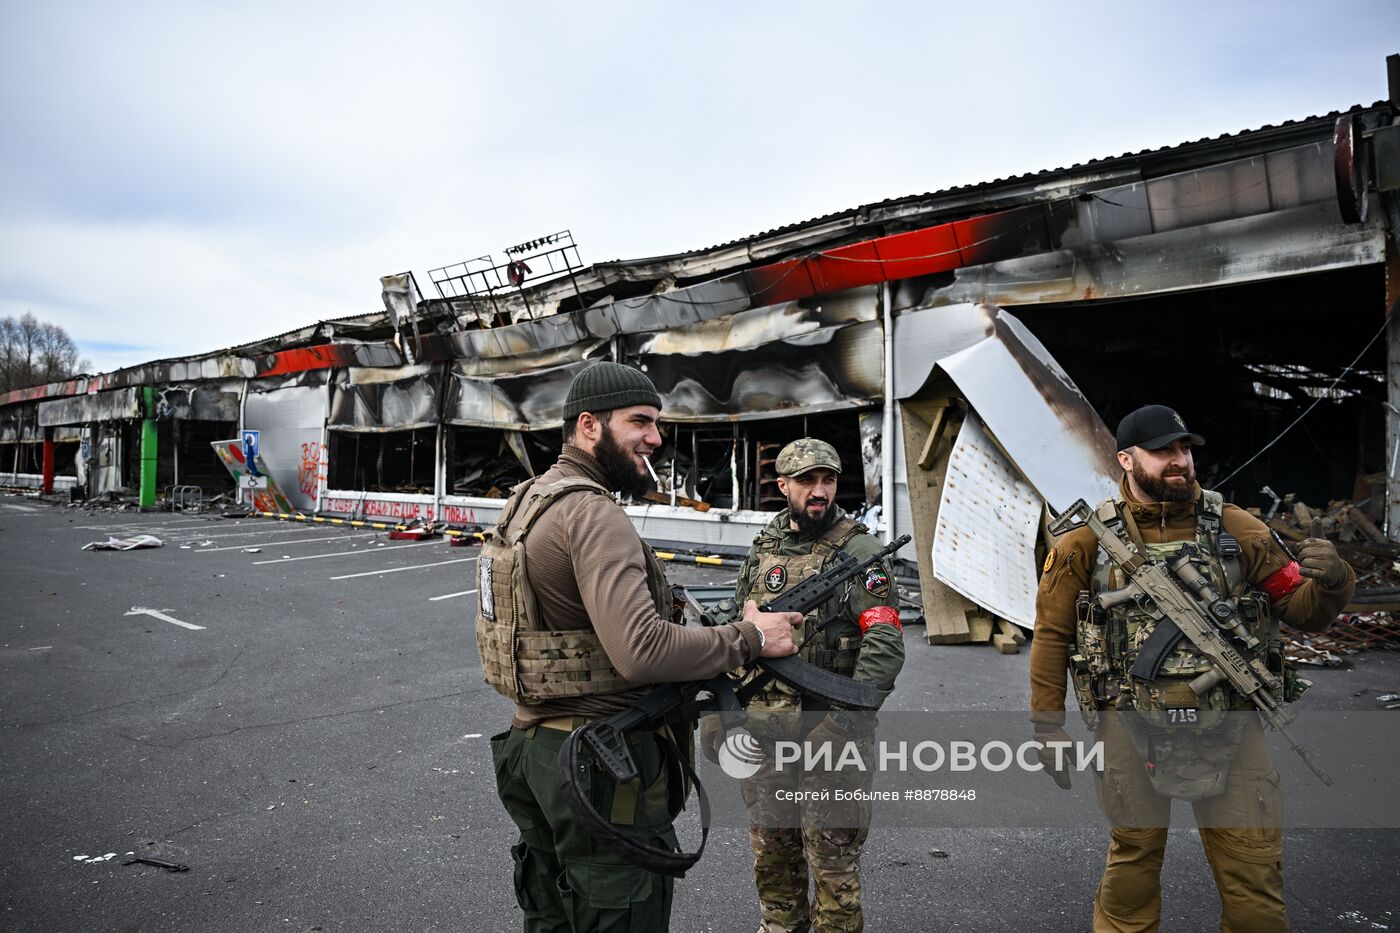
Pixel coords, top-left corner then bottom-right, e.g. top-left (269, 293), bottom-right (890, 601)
top-left (298, 441), bottom-right (320, 499)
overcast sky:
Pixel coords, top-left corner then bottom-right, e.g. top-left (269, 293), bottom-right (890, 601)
top-left (2, 1), bottom-right (1396, 375)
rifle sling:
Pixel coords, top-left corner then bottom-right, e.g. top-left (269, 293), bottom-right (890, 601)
top-left (557, 725), bottom-right (709, 878)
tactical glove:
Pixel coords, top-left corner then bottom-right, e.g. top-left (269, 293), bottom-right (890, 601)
top-left (1297, 537), bottom-right (1349, 588)
top-left (1033, 724), bottom-right (1074, 791)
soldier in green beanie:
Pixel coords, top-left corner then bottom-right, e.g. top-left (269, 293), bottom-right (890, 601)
top-left (482, 361), bottom-right (803, 932)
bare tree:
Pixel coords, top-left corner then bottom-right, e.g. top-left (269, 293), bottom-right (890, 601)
top-left (0, 313), bottom-right (90, 393)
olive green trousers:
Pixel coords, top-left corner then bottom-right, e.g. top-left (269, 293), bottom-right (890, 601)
top-left (491, 725), bottom-right (680, 933)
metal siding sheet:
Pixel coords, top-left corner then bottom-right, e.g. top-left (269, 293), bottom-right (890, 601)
top-left (37, 388), bottom-right (141, 426)
top-left (328, 366), bottom-right (440, 432)
top-left (243, 384), bottom-right (329, 510)
top-left (1146, 156), bottom-right (1272, 233)
top-left (925, 202), bottom-right (1382, 307)
top-left (444, 361), bottom-right (587, 430)
top-left (1263, 143), bottom-right (1334, 210)
top-left (935, 309), bottom-right (1119, 509)
top-left (641, 320), bottom-right (884, 422)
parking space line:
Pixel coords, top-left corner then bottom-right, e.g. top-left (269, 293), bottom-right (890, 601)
top-left (429, 589), bottom-right (478, 601)
top-left (164, 524), bottom-right (341, 542)
top-left (252, 540), bottom-right (441, 565)
top-left (125, 607), bottom-right (204, 631)
top-left (331, 557), bottom-right (477, 581)
top-left (196, 532), bottom-right (376, 553)
top-left (73, 519), bottom-right (221, 531)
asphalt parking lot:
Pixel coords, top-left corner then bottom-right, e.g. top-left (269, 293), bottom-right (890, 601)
top-left (1, 495), bottom-right (1397, 932)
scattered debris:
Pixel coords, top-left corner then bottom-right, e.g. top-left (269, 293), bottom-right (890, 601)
top-left (1251, 493), bottom-right (1400, 666)
top-left (82, 534), bottom-right (163, 551)
top-left (122, 856), bottom-right (188, 872)
top-left (387, 519), bottom-right (441, 541)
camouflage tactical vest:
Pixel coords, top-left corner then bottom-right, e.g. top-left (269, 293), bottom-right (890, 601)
top-left (1071, 491), bottom-right (1280, 799)
top-left (743, 516), bottom-right (866, 715)
top-left (474, 476), bottom-right (674, 704)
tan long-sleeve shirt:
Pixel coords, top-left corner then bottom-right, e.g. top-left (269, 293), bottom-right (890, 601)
top-left (512, 445), bottom-right (762, 727)
top-left (1029, 478), bottom-right (1354, 724)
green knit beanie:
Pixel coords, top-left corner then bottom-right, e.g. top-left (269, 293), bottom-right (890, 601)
top-left (563, 362), bottom-right (663, 419)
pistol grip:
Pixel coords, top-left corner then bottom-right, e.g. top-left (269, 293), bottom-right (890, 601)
top-left (582, 722), bottom-right (639, 784)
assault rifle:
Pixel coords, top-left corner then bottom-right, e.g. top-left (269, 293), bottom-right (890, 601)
top-left (558, 533), bottom-right (910, 876)
top-left (1048, 499), bottom-right (1331, 785)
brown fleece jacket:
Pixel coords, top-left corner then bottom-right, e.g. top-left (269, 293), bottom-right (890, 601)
top-left (512, 444), bottom-right (761, 728)
top-left (1029, 477), bottom-right (1355, 725)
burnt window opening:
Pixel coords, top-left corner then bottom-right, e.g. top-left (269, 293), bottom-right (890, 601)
top-left (445, 427), bottom-right (560, 498)
top-left (654, 411), bottom-right (871, 513)
top-left (155, 420), bottom-right (239, 492)
top-left (0, 442), bottom-right (44, 477)
top-left (328, 429), bottom-right (436, 494)
top-left (1017, 265), bottom-right (1387, 515)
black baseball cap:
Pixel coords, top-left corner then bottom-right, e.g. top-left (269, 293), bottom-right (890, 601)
top-left (1115, 405), bottom-right (1205, 452)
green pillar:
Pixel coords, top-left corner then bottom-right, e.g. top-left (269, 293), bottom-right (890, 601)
top-left (140, 386), bottom-right (157, 508)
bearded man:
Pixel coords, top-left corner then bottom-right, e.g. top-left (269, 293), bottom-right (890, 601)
top-left (716, 437), bottom-right (905, 933)
top-left (1029, 404), bottom-right (1353, 932)
top-left (483, 361), bottom-right (802, 932)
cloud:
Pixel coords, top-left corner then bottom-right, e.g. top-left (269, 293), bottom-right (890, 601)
top-left (1, 0), bottom-right (1397, 373)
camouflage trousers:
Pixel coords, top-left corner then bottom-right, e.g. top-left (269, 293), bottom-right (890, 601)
top-left (491, 723), bottom-right (681, 933)
top-left (739, 731), bottom-right (874, 933)
top-left (1092, 714), bottom-right (1287, 933)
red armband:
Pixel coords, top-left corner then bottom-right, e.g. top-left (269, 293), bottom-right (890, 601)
top-left (1259, 560), bottom-right (1304, 602)
top-left (858, 606), bottom-right (902, 634)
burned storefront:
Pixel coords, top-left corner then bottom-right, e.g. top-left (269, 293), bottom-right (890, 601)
top-left (3, 90), bottom-right (1399, 645)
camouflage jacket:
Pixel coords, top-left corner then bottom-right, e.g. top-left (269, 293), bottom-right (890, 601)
top-left (733, 506), bottom-right (905, 706)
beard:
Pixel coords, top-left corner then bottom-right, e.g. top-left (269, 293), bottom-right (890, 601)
top-left (595, 422), bottom-right (654, 500)
top-left (790, 495), bottom-right (837, 536)
top-left (1131, 457), bottom-right (1195, 504)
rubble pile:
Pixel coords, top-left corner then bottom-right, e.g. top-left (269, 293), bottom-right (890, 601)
top-left (1252, 494), bottom-right (1400, 666)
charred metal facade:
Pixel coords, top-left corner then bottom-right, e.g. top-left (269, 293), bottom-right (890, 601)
top-left (4, 100), bottom-right (1399, 615)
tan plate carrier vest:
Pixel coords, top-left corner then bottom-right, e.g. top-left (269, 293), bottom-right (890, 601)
top-left (1071, 491), bottom-right (1292, 800)
top-left (474, 476), bottom-right (673, 705)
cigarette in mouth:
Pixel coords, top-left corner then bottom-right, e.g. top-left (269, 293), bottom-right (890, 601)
top-left (643, 456), bottom-right (660, 485)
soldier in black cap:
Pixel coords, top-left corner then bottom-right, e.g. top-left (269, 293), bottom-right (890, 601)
top-left (1029, 404), bottom-right (1353, 931)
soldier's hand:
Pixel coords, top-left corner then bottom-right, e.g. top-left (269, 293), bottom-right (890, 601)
top-left (1297, 538), bottom-right (1349, 588)
top-left (742, 600), bottom-right (801, 657)
top-left (1034, 725), bottom-right (1074, 791)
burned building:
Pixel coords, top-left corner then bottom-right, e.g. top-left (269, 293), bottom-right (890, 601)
top-left (4, 93), bottom-right (1399, 635)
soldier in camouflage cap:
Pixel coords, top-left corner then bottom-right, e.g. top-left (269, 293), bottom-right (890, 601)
top-left (775, 438), bottom-right (842, 478)
top-left (709, 436), bottom-right (905, 932)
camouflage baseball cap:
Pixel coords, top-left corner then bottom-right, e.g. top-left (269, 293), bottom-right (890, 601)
top-left (775, 438), bottom-right (842, 477)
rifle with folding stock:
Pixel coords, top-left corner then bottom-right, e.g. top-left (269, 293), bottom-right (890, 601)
top-left (1049, 499), bottom-right (1331, 785)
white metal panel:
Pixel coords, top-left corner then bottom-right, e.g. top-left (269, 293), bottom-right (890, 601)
top-left (936, 310), bottom-right (1120, 511)
top-left (931, 412), bottom-right (1040, 629)
top-left (243, 384), bottom-right (328, 511)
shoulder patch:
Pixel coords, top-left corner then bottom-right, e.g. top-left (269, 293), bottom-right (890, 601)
top-left (1043, 548), bottom-right (1057, 574)
top-left (862, 565), bottom-right (891, 598)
